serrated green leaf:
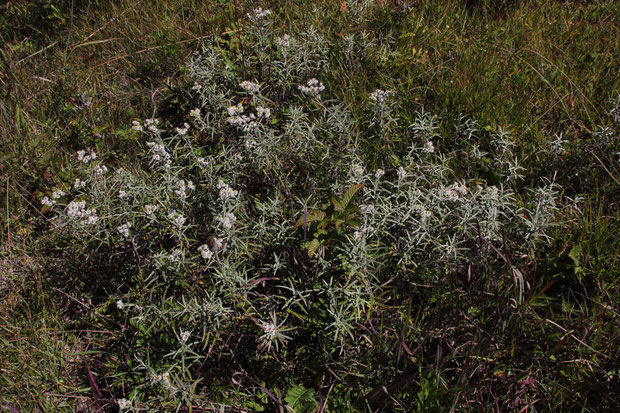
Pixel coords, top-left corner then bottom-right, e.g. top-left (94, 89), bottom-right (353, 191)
top-left (306, 239), bottom-right (320, 258)
top-left (294, 209), bottom-right (326, 229)
top-left (341, 183), bottom-right (365, 209)
top-left (285, 384), bottom-right (318, 413)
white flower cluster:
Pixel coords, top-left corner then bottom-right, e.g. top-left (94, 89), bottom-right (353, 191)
top-left (227, 112), bottom-right (259, 132)
top-left (119, 190), bottom-right (128, 199)
top-left (369, 89), bottom-right (395, 103)
top-left (175, 122), bottom-right (190, 135)
top-left (146, 141), bottom-right (171, 167)
top-left (360, 204), bottom-right (375, 214)
top-left (41, 188), bottom-right (65, 207)
top-left (422, 141), bottom-right (435, 153)
top-left (180, 330), bottom-right (190, 343)
top-left (445, 182), bottom-right (468, 201)
top-left (117, 222), bottom-right (131, 238)
top-left (217, 179), bottom-right (238, 200)
top-left (276, 34), bottom-right (291, 48)
top-left (217, 212), bottom-right (236, 229)
top-left (74, 178), bottom-right (86, 189)
top-left (131, 120), bottom-right (143, 131)
top-left (198, 244), bottom-right (214, 260)
top-left (154, 371), bottom-right (172, 389)
top-left (168, 210), bottom-right (187, 228)
top-left (117, 398), bottom-right (131, 410)
top-left (191, 82), bottom-right (202, 91)
top-left (397, 166), bottom-right (407, 180)
top-left (116, 299), bottom-right (124, 309)
top-left (145, 118), bottom-right (160, 133)
top-left (77, 149), bottom-right (97, 164)
top-left (190, 108), bottom-right (201, 118)
top-left (168, 249), bottom-right (182, 262)
top-left (66, 200), bottom-right (99, 225)
top-left (298, 78), bottom-right (325, 96)
top-left (375, 169), bottom-right (385, 178)
top-left (175, 179), bottom-right (195, 199)
top-left (227, 102), bottom-right (244, 116)
top-left (413, 204), bottom-right (432, 221)
top-left (256, 106), bottom-right (271, 118)
top-left (352, 163), bottom-right (365, 176)
top-left (196, 156), bottom-right (213, 167)
top-left (94, 164), bottom-right (108, 175)
top-left (240, 80), bottom-right (261, 93)
top-left (144, 204), bottom-right (158, 215)
top-left (352, 225), bottom-right (374, 241)
top-left (247, 7), bottom-right (271, 19)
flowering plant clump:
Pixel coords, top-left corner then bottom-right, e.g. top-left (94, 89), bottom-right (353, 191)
top-left (37, 7), bottom-right (576, 412)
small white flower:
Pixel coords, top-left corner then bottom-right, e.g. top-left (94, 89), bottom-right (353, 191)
top-left (191, 82), bottom-right (202, 91)
top-left (74, 178), bottom-right (86, 189)
top-left (131, 120), bottom-right (143, 131)
top-left (360, 204), bottom-right (375, 214)
top-left (117, 398), bottom-right (131, 410)
top-left (212, 236), bottom-right (223, 251)
top-left (217, 212), bottom-right (236, 230)
top-left (95, 165), bottom-right (108, 175)
top-left (256, 107), bottom-right (271, 118)
top-left (117, 223), bottom-right (131, 238)
top-left (116, 300), bottom-right (124, 309)
top-left (298, 78), bottom-right (325, 96)
top-left (175, 123), bottom-right (190, 135)
top-left (198, 244), bottom-right (213, 260)
top-left (240, 80), bottom-right (261, 93)
top-left (352, 230), bottom-right (363, 241)
top-left (276, 34), bottom-right (291, 48)
top-left (197, 157), bottom-right (208, 167)
top-left (144, 204), bottom-right (158, 215)
top-left (41, 196), bottom-right (55, 206)
top-left (422, 141), bottom-right (435, 153)
top-left (248, 7), bottom-right (272, 19)
top-left (190, 108), bottom-right (201, 118)
top-left (369, 89), bottom-right (395, 103)
top-left (397, 166), bottom-right (407, 180)
top-left (180, 330), bottom-right (190, 343)
top-left (217, 179), bottom-right (238, 200)
top-left (352, 164), bottom-right (364, 176)
top-left (375, 169), bottom-right (385, 178)
top-left (51, 189), bottom-right (65, 199)
top-left (227, 103), bottom-right (244, 116)
top-left (168, 249), bottom-right (182, 261)
top-left (119, 190), bottom-right (128, 199)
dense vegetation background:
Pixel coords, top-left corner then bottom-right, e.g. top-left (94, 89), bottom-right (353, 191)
top-left (0, 0), bottom-right (618, 411)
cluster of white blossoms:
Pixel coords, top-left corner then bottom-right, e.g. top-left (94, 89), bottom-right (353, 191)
top-left (352, 163), bottom-right (365, 176)
top-left (422, 141), bottom-right (435, 153)
top-left (94, 164), bottom-right (108, 175)
top-left (360, 204), bottom-right (375, 214)
top-left (154, 371), bottom-right (172, 390)
top-left (298, 78), bottom-right (325, 96)
top-left (116, 299), bottom-right (124, 309)
top-left (167, 210), bottom-right (187, 228)
top-left (41, 189), bottom-right (66, 206)
top-left (145, 118), bottom-right (160, 133)
top-left (445, 182), bottom-right (468, 201)
top-left (131, 120), bottom-right (143, 131)
top-left (413, 204), bottom-right (432, 221)
top-left (146, 141), bottom-right (171, 167)
top-left (191, 82), bottom-right (202, 91)
top-left (144, 204), bottom-right (158, 215)
top-left (276, 34), bottom-right (291, 48)
top-left (77, 149), bottom-right (97, 164)
top-left (117, 398), bottom-right (131, 410)
top-left (227, 102), bottom-right (244, 116)
top-left (248, 7), bottom-right (271, 19)
top-left (174, 179), bottom-right (195, 199)
top-left (180, 330), bottom-right (190, 343)
top-left (240, 80), bottom-right (261, 93)
top-left (66, 200), bottom-right (99, 225)
top-left (189, 108), bottom-right (201, 118)
top-left (397, 166), bottom-right (407, 181)
top-left (227, 112), bottom-right (259, 132)
top-left (74, 178), bottom-right (86, 189)
top-left (119, 190), bottom-right (128, 199)
top-left (198, 244), bottom-right (214, 260)
top-left (217, 212), bottom-right (236, 230)
top-left (369, 89), bottom-right (395, 103)
top-left (175, 122), bottom-right (190, 135)
top-left (375, 169), bottom-right (385, 179)
top-left (352, 225), bottom-right (374, 241)
top-left (168, 249), bottom-right (182, 262)
top-left (196, 157), bottom-right (211, 167)
top-left (217, 179), bottom-right (238, 200)
top-left (256, 106), bottom-right (272, 118)
top-left (117, 222), bottom-right (131, 238)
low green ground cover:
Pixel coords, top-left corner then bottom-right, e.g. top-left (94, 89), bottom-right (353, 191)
top-left (0, 0), bottom-right (617, 411)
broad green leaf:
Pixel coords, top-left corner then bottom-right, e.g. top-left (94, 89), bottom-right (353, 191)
top-left (294, 209), bottom-right (326, 229)
top-left (341, 183), bottom-right (365, 209)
